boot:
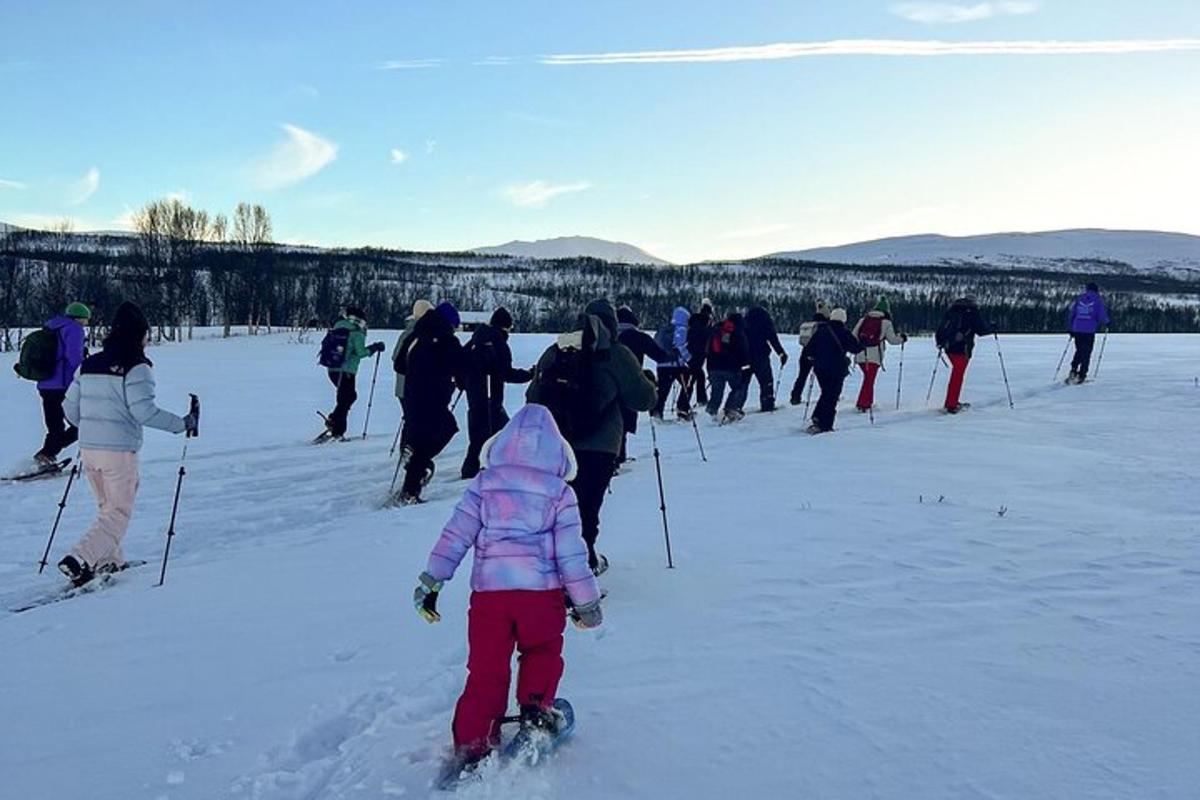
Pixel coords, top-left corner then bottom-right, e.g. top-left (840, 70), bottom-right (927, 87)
top-left (58, 554), bottom-right (95, 587)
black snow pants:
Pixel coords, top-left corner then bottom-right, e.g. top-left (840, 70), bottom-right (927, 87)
top-left (749, 355), bottom-right (776, 411)
top-left (1071, 333), bottom-right (1096, 378)
top-left (812, 368), bottom-right (846, 432)
top-left (327, 371), bottom-right (357, 437)
top-left (38, 388), bottom-right (78, 460)
top-left (569, 449), bottom-right (617, 570)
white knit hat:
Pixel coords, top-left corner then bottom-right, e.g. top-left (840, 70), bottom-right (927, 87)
top-left (831, 308), bottom-right (847, 323)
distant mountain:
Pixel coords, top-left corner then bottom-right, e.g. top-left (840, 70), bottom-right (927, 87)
top-left (0, 221), bottom-right (22, 234)
top-left (768, 229), bottom-right (1200, 279)
top-left (475, 236), bottom-right (670, 266)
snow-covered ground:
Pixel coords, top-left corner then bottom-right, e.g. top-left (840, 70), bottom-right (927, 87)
top-left (2, 332), bottom-right (1198, 800)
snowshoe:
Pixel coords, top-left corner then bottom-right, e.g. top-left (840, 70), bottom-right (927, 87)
top-left (805, 423), bottom-right (829, 435)
top-left (676, 409), bottom-right (695, 422)
top-left (396, 492), bottom-right (425, 506)
top-left (57, 555), bottom-right (94, 588)
top-left (3, 457), bottom-right (72, 483)
top-left (944, 403), bottom-right (971, 414)
top-left (501, 698), bottom-right (576, 764)
top-left (720, 409), bottom-right (745, 425)
top-left (34, 452), bottom-right (58, 468)
top-left (434, 748), bottom-right (491, 791)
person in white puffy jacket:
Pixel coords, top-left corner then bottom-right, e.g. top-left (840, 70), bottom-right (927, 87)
top-left (850, 296), bottom-right (906, 412)
top-left (59, 301), bottom-right (197, 586)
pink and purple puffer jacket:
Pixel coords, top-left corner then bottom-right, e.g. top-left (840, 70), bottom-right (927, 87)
top-left (425, 404), bottom-right (601, 607)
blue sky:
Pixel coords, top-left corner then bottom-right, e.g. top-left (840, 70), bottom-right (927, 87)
top-left (2, 0), bottom-right (1199, 262)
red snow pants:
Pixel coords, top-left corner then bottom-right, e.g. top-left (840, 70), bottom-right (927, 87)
top-left (944, 353), bottom-right (970, 410)
top-left (452, 590), bottom-right (567, 755)
top-left (856, 362), bottom-right (880, 411)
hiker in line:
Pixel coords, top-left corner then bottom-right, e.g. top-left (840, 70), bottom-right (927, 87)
top-left (1066, 282), bottom-right (1111, 384)
top-left (934, 297), bottom-right (993, 414)
top-left (58, 301), bottom-right (198, 587)
top-left (393, 299), bottom-right (434, 456)
top-left (806, 308), bottom-right (862, 434)
top-left (704, 310), bottom-right (751, 424)
top-left (395, 301), bottom-right (466, 504)
top-left (460, 306), bottom-right (533, 480)
top-left (322, 306), bottom-right (385, 439)
top-left (616, 305), bottom-right (672, 465)
top-left (15, 302), bottom-right (92, 467)
top-left (686, 299), bottom-right (715, 407)
top-left (851, 296), bottom-right (907, 412)
top-left (790, 300), bottom-right (831, 406)
top-left (527, 299), bottom-right (656, 574)
top-left (413, 404), bottom-right (602, 773)
top-left (651, 307), bottom-right (695, 422)
top-left (744, 305), bottom-right (788, 412)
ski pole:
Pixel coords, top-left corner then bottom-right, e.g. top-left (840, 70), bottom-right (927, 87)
top-left (1093, 329), bottom-right (1109, 378)
top-left (37, 456), bottom-right (80, 573)
top-left (803, 373), bottom-right (815, 418)
top-left (774, 356), bottom-right (787, 401)
top-left (450, 389), bottom-right (464, 413)
top-left (895, 340), bottom-right (905, 410)
top-left (389, 446), bottom-right (406, 496)
top-left (926, 348), bottom-right (943, 406)
top-left (158, 394), bottom-right (198, 587)
top-left (994, 333), bottom-right (1015, 409)
top-left (649, 420), bottom-right (675, 569)
top-left (1053, 335), bottom-right (1071, 382)
top-left (361, 351), bottom-right (382, 439)
top-left (388, 418), bottom-right (403, 458)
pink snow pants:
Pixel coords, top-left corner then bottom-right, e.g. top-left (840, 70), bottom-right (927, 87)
top-left (70, 449), bottom-right (140, 569)
top-left (452, 590), bottom-right (567, 757)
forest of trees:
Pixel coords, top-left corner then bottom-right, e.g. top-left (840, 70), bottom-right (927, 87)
top-left (2, 198), bottom-right (1198, 351)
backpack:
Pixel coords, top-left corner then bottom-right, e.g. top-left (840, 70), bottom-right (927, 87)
top-left (654, 324), bottom-right (674, 355)
top-left (535, 343), bottom-right (605, 442)
top-left (858, 316), bottom-right (884, 348)
top-left (318, 327), bottom-right (351, 369)
top-left (14, 327), bottom-right (59, 381)
top-left (936, 308), bottom-right (971, 348)
top-left (708, 321), bottom-right (734, 356)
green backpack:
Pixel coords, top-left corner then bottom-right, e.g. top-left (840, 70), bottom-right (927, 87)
top-left (13, 328), bottom-right (59, 381)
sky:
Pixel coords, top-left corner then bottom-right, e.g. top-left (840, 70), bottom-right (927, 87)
top-left (2, 0), bottom-right (1199, 263)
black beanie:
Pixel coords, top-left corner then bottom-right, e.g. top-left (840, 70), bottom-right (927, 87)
top-left (345, 305), bottom-right (367, 320)
top-left (1086, 282), bottom-right (1099, 293)
top-left (490, 306), bottom-right (514, 330)
top-left (111, 301), bottom-right (149, 342)
top-left (616, 305), bottom-right (639, 326)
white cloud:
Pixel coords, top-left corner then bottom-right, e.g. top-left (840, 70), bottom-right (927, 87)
top-left (68, 167), bottom-right (100, 205)
top-left (541, 37), bottom-right (1200, 65)
top-left (717, 223), bottom-right (794, 241)
top-left (0, 178), bottom-right (26, 190)
top-left (378, 59), bottom-right (441, 70)
top-left (891, 2), bottom-right (1038, 24)
top-left (503, 180), bottom-right (593, 208)
top-left (248, 123), bottom-right (338, 190)
top-left (390, 148), bottom-right (409, 165)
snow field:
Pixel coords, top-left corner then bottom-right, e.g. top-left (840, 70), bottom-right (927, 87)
top-left (1, 332), bottom-right (1198, 799)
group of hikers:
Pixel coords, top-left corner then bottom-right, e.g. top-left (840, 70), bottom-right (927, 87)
top-left (14, 282), bottom-right (1111, 778)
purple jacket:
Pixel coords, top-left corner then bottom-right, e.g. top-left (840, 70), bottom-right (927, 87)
top-left (1068, 291), bottom-right (1111, 334)
top-left (37, 316), bottom-right (86, 391)
top-left (425, 404), bottom-right (601, 606)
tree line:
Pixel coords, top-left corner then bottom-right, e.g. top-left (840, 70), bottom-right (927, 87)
top-left (2, 198), bottom-right (1198, 351)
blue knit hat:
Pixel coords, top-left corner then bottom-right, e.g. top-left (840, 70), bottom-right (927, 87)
top-left (436, 300), bottom-right (460, 329)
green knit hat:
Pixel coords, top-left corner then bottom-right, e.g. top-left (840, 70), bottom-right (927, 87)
top-left (64, 302), bottom-right (92, 320)
top-left (873, 296), bottom-right (891, 316)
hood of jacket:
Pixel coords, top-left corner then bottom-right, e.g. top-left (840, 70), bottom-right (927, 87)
top-left (481, 403), bottom-right (577, 480)
top-left (44, 315), bottom-right (79, 333)
top-left (584, 299), bottom-right (619, 338)
top-left (671, 306), bottom-right (691, 328)
top-left (335, 316), bottom-right (366, 333)
top-left (413, 306), bottom-right (452, 338)
top-left (558, 312), bottom-right (611, 354)
top-left (746, 306), bottom-right (770, 327)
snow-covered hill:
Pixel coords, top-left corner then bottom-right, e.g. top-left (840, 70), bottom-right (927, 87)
top-left (2, 332), bottom-right (1198, 799)
top-left (474, 236), bottom-right (670, 265)
top-left (770, 229), bottom-right (1200, 278)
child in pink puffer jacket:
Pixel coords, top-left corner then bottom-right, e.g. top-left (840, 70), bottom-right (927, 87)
top-left (414, 403), bottom-right (603, 763)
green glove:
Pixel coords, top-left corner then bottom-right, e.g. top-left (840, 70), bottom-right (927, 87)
top-left (414, 571), bottom-right (443, 624)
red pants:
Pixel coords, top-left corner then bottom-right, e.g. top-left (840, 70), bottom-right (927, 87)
top-left (944, 353), bottom-right (970, 410)
top-left (856, 362), bottom-right (880, 410)
top-left (453, 590), bottom-right (566, 755)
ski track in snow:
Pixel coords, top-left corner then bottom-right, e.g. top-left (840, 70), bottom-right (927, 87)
top-left (1, 332), bottom-right (1198, 800)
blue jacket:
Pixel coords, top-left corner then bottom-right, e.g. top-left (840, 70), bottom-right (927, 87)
top-left (1068, 290), bottom-right (1110, 334)
top-left (37, 316), bottom-right (86, 392)
top-left (64, 350), bottom-right (187, 452)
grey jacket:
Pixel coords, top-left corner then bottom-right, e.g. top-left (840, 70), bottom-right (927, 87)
top-left (64, 351), bottom-right (187, 452)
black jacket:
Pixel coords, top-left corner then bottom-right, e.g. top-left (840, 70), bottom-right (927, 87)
top-left (705, 314), bottom-right (751, 373)
top-left (745, 306), bottom-right (785, 360)
top-left (463, 323), bottom-right (532, 408)
top-left (686, 311), bottom-right (714, 368)
top-left (397, 310), bottom-right (465, 433)
top-left (936, 299), bottom-right (993, 357)
top-left (618, 323), bottom-right (671, 367)
top-left (807, 320), bottom-right (863, 375)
